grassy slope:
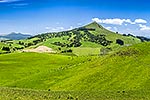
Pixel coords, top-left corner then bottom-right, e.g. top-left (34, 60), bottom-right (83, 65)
top-left (1, 87), bottom-right (149, 100)
top-left (0, 53), bottom-right (92, 89)
top-left (85, 22), bottom-right (141, 46)
top-left (41, 22), bottom-right (141, 56)
top-left (0, 42), bottom-right (150, 99)
top-left (38, 36), bottom-right (69, 51)
top-left (71, 22), bottom-right (141, 56)
top-left (0, 22), bottom-right (141, 56)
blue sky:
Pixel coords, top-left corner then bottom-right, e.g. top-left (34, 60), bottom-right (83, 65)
top-left (0, 0), bottom-right (150, 37)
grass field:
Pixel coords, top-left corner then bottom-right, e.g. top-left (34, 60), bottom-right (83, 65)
top-left (0, 42), bottom-right (150, 99)
top-left (1, 87), bottom-right (150, 100)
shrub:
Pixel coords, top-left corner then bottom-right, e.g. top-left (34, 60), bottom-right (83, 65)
top-left (116, 39), bottom-right (124, 45)
top-left (2, 47), bottom-right (10, 51)
top-left (61, 49), bottom-right (73, 53)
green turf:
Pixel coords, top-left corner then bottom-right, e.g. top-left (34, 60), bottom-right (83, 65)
top-left (0, 42), bottom-right (150, 99)
top-left (1, 87), bottom-right (149, 100)
top-left (72, 47), bottom-right (100, 56)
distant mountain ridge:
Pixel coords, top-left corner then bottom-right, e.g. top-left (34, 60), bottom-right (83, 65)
top-left (0, 32), bottom-right (32, 40)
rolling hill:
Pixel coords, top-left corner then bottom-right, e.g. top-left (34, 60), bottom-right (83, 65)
top-left (0, 42), bottom-right (150, 99)
top-left (0, 22), bottom-right (143, 55)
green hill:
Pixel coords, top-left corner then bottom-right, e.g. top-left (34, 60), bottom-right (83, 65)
top-left (85, 22), bottom-right (141, 46)
top-left (31, 22), bottom-right (141, 55)
top-left (0, 22), bottom-right (141, 55)
top-left (0, 42), bottom-right (150, 99)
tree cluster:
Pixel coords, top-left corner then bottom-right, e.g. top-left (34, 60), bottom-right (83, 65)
top-left (2, 46), bottom-right (10, 51)
top-left (83, 31), bottom-right (113, 46)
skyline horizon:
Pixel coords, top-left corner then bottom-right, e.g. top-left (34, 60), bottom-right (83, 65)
top-left (0, 0), bottom-right (150, 37)
top-left (0, 21), bottom-right (150, 38)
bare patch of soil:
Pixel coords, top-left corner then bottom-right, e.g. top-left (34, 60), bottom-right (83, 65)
top-left (23, 46), bottom-right (56, 53)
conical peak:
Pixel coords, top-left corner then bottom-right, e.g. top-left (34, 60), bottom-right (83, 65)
top-left (84, 21), bottom-right (104, 29)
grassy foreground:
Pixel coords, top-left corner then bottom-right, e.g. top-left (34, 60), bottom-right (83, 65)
top-left (0, 42), bottom-right (150, 99)
top-left (1, 87), bottom-right (149, 100)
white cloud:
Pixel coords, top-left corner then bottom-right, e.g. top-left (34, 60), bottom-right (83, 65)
top-left (105, 27), bottom-right (112, 30)
top-left (92, 18), bottom-right (125, 25)
top-left (52, 27), bottom-right (64, 31)
top-left (92, 18), bottom-right (147, 25)
top-left (124, 19), bottom-right (135, 24)
top-left (135, 19), bottom-right (147, 24)
top-left (68, 26), bottom-right (73, 30)
top-left (0, 0), bottom-right (21, 3)
top-left (92, 18), bottom-right (101, 23)
top-left (92, 18), bottom-right (135, 25)
top-left (139, 24), bottom-right (150, 31)
top-left (45, 26), bottom-right (65, 32)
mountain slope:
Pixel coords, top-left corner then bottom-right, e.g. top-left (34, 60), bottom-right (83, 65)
top-left (32, 22), bottom-right (141, 55)
top-left (0, 22), bottom-right (142, 55)
top-left (84, 22), bottom-right (141, 45)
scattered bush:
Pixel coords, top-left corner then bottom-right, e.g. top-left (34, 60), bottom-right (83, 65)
top-left (2, 46), bottom-right (10, 51)
top-left (61, 49), bottom-right (73, 53)
top-left (116, 39), bottom-right (124, 45)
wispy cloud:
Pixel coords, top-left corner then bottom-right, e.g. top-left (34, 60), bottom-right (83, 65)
top-left (105, 27), bottom-right (112, 30)
top-left (45, 26), bottom-right (65, 32)
top-left (0, 0), bottom-right (22, 3)
top-left (6, 2), bottom-right (29, 8)
top-left (92, 18), bottom-right (147, 25)
top-left (45, 26), bottom-right (75, 32)
top-left (135, 19), bottom-right (147, 24)
top-left (0, 0), bottom-right (28, 8)
top-left (67, 26), bottom-right (74, 30)
top-left (139, 24), bottom-right (150, 31)
top-left (12, 3), bottom-right (28, 6)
